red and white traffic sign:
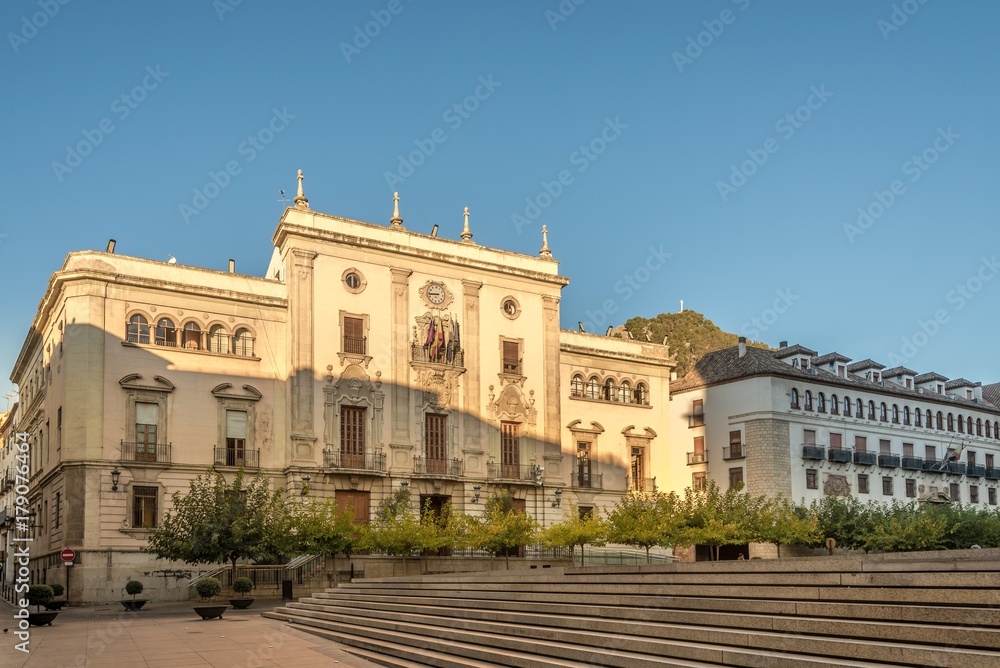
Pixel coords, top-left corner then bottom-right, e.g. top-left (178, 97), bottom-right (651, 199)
top-left (61, 548), bottom-right (76, 563)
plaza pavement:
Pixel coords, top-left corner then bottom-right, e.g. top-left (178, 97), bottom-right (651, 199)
top-left (2, 598), bottom-right (382, 668)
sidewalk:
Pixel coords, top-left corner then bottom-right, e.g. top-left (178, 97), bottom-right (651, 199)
top-left (2, 598), bottom-right (384, 667)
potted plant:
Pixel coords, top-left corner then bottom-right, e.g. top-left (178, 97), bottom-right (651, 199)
top-left (193, 577), bottom-right (227, 620)
top-left (121, 580), bottom-right (147, 611)
top-left (27, 585), bottom-right (59, 626)
top-left (229, 576), bottom-right (255, 609)
top-left (44, 583), bottom-right (67, 611)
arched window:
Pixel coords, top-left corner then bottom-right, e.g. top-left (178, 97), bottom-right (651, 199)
top-left (856, 398), bottom-right (864, 418)
top-left (635, 382), bottom-right (648, 405)
top-left (619, 381), bottom-right (632, 404)
top-left (603, 379), bottom-right (616, 402)
top-left (988, 421), bottom-right (994, 439)
top-left (570, 375), bottom-right (584, 397)
top-left (804, 391), bottom-right (813, 411)
top-left (233, 328), bottom-right (254, 356)
top-left (155, 318), bottom-right (176, 347)
top-left (891, 404), bottom-right (899, 423)
top-left (585, 376), bottom-right (600, 399)
top-left (879, 403), bottom-right (887, 422)
top-left (995, 421), bottom-right (999, 440)
top-left (182, 322), bottom-right (202, 349)
top-left (208, 325), bottom-right (228, 353)
top-left (914, 408), bottom-right (922, 427)
top-left (868, 401), bottom-right (876, 420)
top-left (946, 413), bottom-right (954, 432)
top-left (790, 388), bottom-right (800, 409)
top-left (903, 406), bottom-right (910, 425)
top-left (936, 412), bottom-right (944, 430)
top-left (977, 418), bottom-right (983, 436)
top-left (830, 394), bottom-right (839, 415)
top-left (958, 414), bottom-right (965, 434)
top-left (817, 393), bottom-right (826, 413)
top-left (967, 416), bottom-right (973, 434)
top-left (844, 396), bottom-right (851, 416)
top-left (127, 314), bottom-right (149, 344)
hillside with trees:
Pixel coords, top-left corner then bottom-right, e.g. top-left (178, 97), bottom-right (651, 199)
top-left (619, 310), bottom-right (769, 378)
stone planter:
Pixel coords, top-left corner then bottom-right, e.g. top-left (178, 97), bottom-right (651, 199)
top-left (120, 599), bottom-right (147, 611)
top-left (193, 604), bottom-right (228, 620)
top-left (229, 598), bottom-right (255, 610)
top-left (28, 611), bottom-right (59, 626)
top-left (44, 600), bottom-right (68, 611)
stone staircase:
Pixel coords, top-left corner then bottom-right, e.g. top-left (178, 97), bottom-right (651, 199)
top-left (263, 548), bottom-right (1000, 667)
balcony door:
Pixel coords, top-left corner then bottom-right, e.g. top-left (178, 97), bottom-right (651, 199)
top-left (425, 413), bottom-right (447, 474)
top-left (631, 446), bottom-right (646, 490)
top-left (135, 402), bottom-right (158, 462)
top-left (225, 410), bottom-right (247, 466)
top-left (577, 441), bottom-right (592, 487)
top-left (501, 421), bottom-right (520, 479)
top-left (341, 406), bottom-right (366, 468)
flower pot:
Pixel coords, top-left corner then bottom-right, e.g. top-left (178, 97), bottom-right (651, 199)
top-left (228, 597), bottom-right (255, 609)
top-left (28, 611), bottom-right (59, 626)
top-left (44, 600), bottom-right (68, 611)
top-left (120, 599), bottom-right (147, 611)
top-left (193, 604), bottom-right (228, 620)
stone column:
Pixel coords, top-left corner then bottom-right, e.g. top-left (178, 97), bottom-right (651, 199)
top-left (389, 268), bottom-right (412, 468)
top-left (461, 280), bottom-right (483, 472)
top-left (289, 248), bottom-right (318, 464)
top-left (541, 295), bottom-right (562, 476)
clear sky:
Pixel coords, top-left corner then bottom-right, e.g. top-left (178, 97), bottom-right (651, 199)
top-left (2, 1), bottom-right (999, 397)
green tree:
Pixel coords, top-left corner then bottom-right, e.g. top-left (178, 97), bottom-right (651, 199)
top-left (859, 501), bottom-right (947, 553)
top-left (680, 481), bottom-right (762, 560)
top-left (604, 491), bottom-right (685, 562)
top-left (811, 495), bottom-right (876, 552)
top-left (757, 496), bottom-right (821, 557)
top-left (146, 469), bottom-right (287, 584)
top-left (539, 502), bottom-right (606, 566)
top-left (467, 490), bottom-right (538, 569)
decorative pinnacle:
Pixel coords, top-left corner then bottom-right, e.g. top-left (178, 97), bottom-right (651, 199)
top-left (390, 192), bottom-right (404, 227)
top-left (461, 206), bottom-right (473, 243)
top-left (294, 169), bottom-right (309, 210)
top-left (539, 225), bottom-right (553, 259)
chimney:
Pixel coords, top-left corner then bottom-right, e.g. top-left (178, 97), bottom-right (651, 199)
top-left (228, 259), bottom-right (235, 273)
top-left (431, 224), bottom-right (439, 237)
top-left (106, 239), bottom-right (116, 254)
top-left (739, 336), bottom-right (747, 358)
top-left (779, 340), bottom-right (788, 348)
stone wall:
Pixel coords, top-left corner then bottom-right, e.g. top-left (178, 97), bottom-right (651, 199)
top-left (745, 418), bottom-right (791, 498)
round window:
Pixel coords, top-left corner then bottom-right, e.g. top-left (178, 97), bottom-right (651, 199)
top-left (342, 268), bottom-right (366, 294)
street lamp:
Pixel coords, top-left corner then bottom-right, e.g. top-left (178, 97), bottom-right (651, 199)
top-left (111, 467), bottom-right (121, 492)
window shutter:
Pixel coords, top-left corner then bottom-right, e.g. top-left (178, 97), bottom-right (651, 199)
top-left (136, 402), bottom-right (158, 426)
top-left (227, 410), bottom-right (248, 439)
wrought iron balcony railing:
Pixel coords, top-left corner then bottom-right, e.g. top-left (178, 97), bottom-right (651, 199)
top-left (966, 464), bottom-right (986, 478)
top-left (413, 455), bottom-right (463, 477)
top-left (486, 462), bottom-right (538, 482)
top-left (723, 445), bottom-right (746, 460)
top-left (574, 473), bottom-right (603, 490)
top-left (901, 456), bottom-right (924, 470)
top-left (686, 451), bottom-right (708, 465)
top-left (987, 467), bottom-right (1000, 480)
top-left (121, 441), bottom-right (171, 464)
top-left (828, 448), bottom-right (853, 464)
top-left (878, 454), bottom-right (900, 468)
top-left (323, 450), bottom-right (386, 472)
top-left (802, 445), bottom-right (825, 460)
top-left (214, 448), bottom-right (260, 468)
top-left (410, 344), bottom-right (464, 366)
top-left (629, 477), bottom-right (657, 493)
top-left (853, 451), bottom-right (878, 466)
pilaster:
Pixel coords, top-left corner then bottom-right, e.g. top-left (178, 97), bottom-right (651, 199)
top-left (289, 249), bottom-right (318, 464)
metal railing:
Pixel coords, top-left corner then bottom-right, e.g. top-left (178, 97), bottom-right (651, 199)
top-left (343, 336), bottom-right (367, 355)
top-left (853, 451), bottom-right (878, 466)
top-left (629, 477), bottom-right (657, 493)
top-left (828, 448), bottom-right (853, 463)
top-left (213, 448), bottom-right (260, 468)
top-left (324, 450), bottom-right (386, 472)
top-left (802, 445), bottom-right (825, 460)
top-left (901, 457), bottom-right (924, 470)
top-left (486, 461), bottom-right (537, 481)
top-left (574, 473), bottom-right (603, 490)
top-left (878, 454), bottom-right (900, 468)
top-left (686, 451), bottom-right (708, 465)
top-left (967, 464), bottom-right (987, 478)
top-left (987, 467), bottom-right (1000, 480)
top-left (410, 344), bottom-right (464, 366)
top-left (121, 441), bottom-right (171, 464)
top-left (413, 455), bottom-right (463, 476)
top-left (723, 445), bottom-right (746, 460)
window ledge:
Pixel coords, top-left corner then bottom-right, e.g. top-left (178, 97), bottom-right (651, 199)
top-left (120, 527), bottom-right (153, 538)
top-left (122, 341), bottom-right (260, 362)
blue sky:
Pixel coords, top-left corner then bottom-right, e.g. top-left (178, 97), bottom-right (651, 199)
top-left (2, 0), bottom-right (999, 396)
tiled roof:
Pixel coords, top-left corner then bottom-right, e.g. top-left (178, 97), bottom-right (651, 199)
top-left (847, 359), bottom-right (886, 372)
top-left (670, 345), bottom-right (1000, 415)
top-left (881, 366), bottom-right (916, 378)
top-left (945, 378), bottom-right (979, 390)
top-left (812, 352), bottom-right (852, 366)
top-left (774, 344), bottom-right (817, 359)
top-left (915, 372), bottom-right (948, 383)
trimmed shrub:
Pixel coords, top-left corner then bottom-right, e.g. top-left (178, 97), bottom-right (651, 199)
top-left (233, 577), bottom-right (254, 596)
top-left (125, 580), bottom-right (144, 599)
top-left (195, 577), bottom-right (222, 601)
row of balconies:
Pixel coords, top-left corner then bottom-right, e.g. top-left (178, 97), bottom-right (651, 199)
top-left (686, 445), bottom-right (747, 466)
top-left (801, 444), bottom-right (999, 478)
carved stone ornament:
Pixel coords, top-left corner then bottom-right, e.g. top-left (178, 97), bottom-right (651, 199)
top-left (418, 281), bottom-right (455, 311)
top-left (487, 382), bottom-right (537, 425)
top-left (823, 474), bottom-right (851, 497)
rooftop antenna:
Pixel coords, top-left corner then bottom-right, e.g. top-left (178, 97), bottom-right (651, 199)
top-left (680, 299), bottom-right (684, 312)
top-left (277, 189), bottom-right (288, 207)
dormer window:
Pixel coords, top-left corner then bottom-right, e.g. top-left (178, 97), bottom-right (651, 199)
top-left (801, 358), bottom-right (809, 370)
top-left (937, 384), bottom-right (943, 393)
top-left (837, 365), bottom-right (846, 378)
top-left (906, 378), bottom-right (912, 389)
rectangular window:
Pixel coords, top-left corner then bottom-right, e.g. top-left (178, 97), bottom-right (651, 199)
top-left (729, 430), bottom-right (742, 458)
top-left (502, 341), bottom-right (521, 375)
top-left (577, 442), bottom-right (592, 487)
top-left (425, 413), bottom-right (447, 473)
top-left (987, 454), bottom-right (995, 469)
top-left (970, 485), bottom-right (979, 504)
top-left (343, 316), bottom-right (366, 355)
top-left (132, 486), bottom-right (158, 529)
top-left (341, 406), bottom-right (366, 468)
top-left (830, 432), bottom-right (842, 450)
top-left (728, 467), bottom-right (743, 489)
top-left (691, 400), bottom-right (705, 427)
top-left (692, 471), bottom-right (707, 491)
top-left (630, 446), bottom-right (646, 490)
top-left (925, 444), bottom-right (935, 461)
top-left (967, 450), bottom-right (976, 466)
top-left (804, 429), bottom-right (816, 445)
top-left (692, 436), bottom-right (706, 464)
top-left (882, 476), bottom-right (893, 496)
top-left (903, 442), bottom-right (914, 457)
top-left (858, 474), bottom-right (869, 494)
top-left (949, 483), bottom-right (960, 501)
top-left (806, 469), bottom-right (818, 489)
top-left (879, 439), bottom-right (891, 454)
top-left (135, 402), bottom-right (158, 462)
top-left (837, 365), bottom-right (846, 378)
top-left (335, 490), bottom-right (370, 525)
top-left (854, 435), bottom-right (867, 452)
top-left (225, 410), bottom-right (247, 466)
top-left (57, 406), bottom-right (62, 453)
top-left (906, 479), bottom-right (916, 498)
top-left (989, 488), bottom-right (997, 506)
top-left (500, 421), bottom-right (520, 479)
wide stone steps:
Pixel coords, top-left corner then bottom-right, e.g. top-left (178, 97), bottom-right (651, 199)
top-left (261, 549), bottom-right (1000, 667)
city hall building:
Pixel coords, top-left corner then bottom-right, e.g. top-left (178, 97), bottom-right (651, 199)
top-left (0, 173), bottom-right (673, 603)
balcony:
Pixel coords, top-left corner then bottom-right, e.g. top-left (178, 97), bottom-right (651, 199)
top-left (878, 454), bottom-right (901, 468)
top-left (987, 467), bottom-right (1000, 480)
top-left (486, 462), bottom-right (539, 482)
top-left (828, 448), bottom-right (853, 464)
top-left (413, 456), bottom-right (463, 477)
top-left (410, 344), bottom-right (464, 367)
top-left (901, 456), bottom-right (924, 470)
top-left (802, 445), bottom-right (826, 460)
top-left (629, 477), bottom-right (657, 493)
top-left (853, 451), bottom-right (878, 466)
top-left (922, 459), bottom-right (942, 472)
top-left (686, 451), bottom-right (708, 466)
top-left (0, 507), bottom-right (8, 525)
top-left (343, 336), bottom-right (367, 355)
top-left (574, 473), bottom-right (603, 490)
top-left (723, 445), bottom-right (746, 460)
top-left (323, 450), bottom-right (386, 473)
top-left (214, 448), bottom-right (260, 469)
top-left (967, 464), bottom-right (986, 478)
top-left (121, 441), bottom-right (171, 464)
top-left (946, 462), bottom-right (967, 476)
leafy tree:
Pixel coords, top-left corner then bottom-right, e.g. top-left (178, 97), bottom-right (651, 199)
top-left (811, 496), bottom-right (876, 552)
top-left (467, 489), bottom-right (538, 569)
top-left (27, 584), bottom-right (53, 612)
top-left (125, 580), bottom-right (144, 600)
top-left (604, 491), bottom-right (685, 562)
top-left (680, 481), bottom-right (763, 560)
top-left (859, 501), bottom-right (947, 553)
top-left (360, 487), bottom-right (442, 572)
top-left (146, 469), bottom-right (288, 584)
top-left (539, 502), bottom-right (607, 566)
top-left (757, 496), bottom-right (821, 557)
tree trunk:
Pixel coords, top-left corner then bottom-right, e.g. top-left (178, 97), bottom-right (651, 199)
top-left (645, 546), bottom-right (651, 564)
top-left (231, 555), bottom-right (238, 592)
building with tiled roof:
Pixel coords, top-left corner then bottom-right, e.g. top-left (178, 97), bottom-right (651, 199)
top-left (669, 338), bottom-right (1000, 558)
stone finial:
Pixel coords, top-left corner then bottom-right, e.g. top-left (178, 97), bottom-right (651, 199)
top-left (390, 192), bottom-right (404, 227)
top-left (294, 169), bottom-right (310, 210)
top-left (461, 206), bottom-right (474, 243)
top-left (539, 225), bottom-right (553, 259)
